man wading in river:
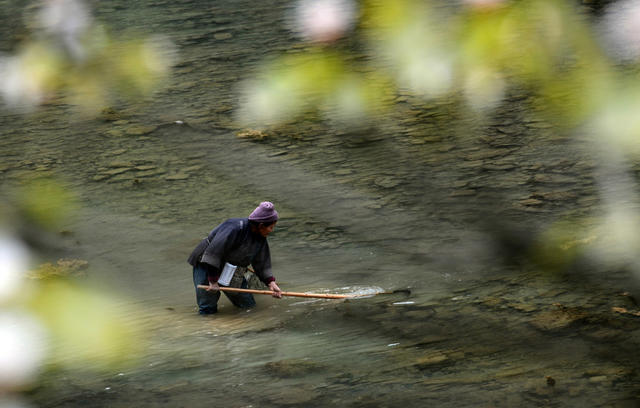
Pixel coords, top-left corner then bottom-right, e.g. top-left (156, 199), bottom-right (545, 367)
top-left (188, 201), bottom-right (283, 314)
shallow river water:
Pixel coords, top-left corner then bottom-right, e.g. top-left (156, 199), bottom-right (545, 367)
top-left (2, 0), bottom-right (640, 407)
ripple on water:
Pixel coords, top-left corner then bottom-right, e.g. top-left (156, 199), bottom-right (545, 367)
top-left (287, 286), bottom-right (386, 306)
top-left (333, 285), bottom-right (385, 297)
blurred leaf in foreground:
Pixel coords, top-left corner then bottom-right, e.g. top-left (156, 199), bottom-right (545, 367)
top-left (0, 0), bottom-right (175, 115)
top-left (27, 278), bottom-right (146, 371)
top-left (238, 49), bottom-right (391, 128)
top-left (15, 177), bottom-right (78, 232)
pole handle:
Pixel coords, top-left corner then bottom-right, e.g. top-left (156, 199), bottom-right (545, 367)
top-left (196, 285), bottom-right (352, 299)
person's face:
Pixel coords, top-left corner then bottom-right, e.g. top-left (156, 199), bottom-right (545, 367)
top-left (258, 222), bottom-right (276, 237)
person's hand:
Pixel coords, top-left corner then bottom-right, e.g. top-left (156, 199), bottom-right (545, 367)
top-left (268, 281), bottom-right (282, 298)
top-left (206, 281), bottom-right (220, 292)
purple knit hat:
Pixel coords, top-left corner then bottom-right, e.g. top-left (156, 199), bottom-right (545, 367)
top-left (248, 201), bottom-right (279, 223)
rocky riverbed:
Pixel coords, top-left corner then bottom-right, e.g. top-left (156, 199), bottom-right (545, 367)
top-left (1, 0), bottom-right (639, 407)
top-left (26, 266), bottom-right (640, 407)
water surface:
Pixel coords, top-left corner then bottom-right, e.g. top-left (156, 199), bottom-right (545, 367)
top-left (1, 0), bottom-right (639, 407)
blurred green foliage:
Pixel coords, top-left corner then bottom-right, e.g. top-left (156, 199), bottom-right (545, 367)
top-left (241, 49), bottom-right (393, 126)
top-left (235, 0), bottom-right (640, 278)
top-left (530, 218), bottom-right (597, 273)
top-left (27, 279), bottom-right (146, 370)
top-left (240, 0), bottom-right (638, 140)
top-left (15, 176), bottom-right (78, 231)
top-left (1, 175), bottom-right (146, 390)
top-left (41, 31), bottom-right (170, 113)
top-left (1, 9), bottom-right (172, 114)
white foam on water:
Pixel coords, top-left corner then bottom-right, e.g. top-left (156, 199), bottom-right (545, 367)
top-left (287, 286), bottom-right (385, 305)
top-left (332, 285), bottom-right (385, 297)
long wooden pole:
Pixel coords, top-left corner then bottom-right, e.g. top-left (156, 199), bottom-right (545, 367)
top-left (196, 285), bottom-right (353, 299)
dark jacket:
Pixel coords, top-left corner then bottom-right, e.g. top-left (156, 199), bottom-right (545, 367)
top-left (188, 218), bottom-right (274, 284)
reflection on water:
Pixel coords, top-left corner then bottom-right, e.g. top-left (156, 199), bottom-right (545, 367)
top-left (0, 0), bottom-right (639, 406)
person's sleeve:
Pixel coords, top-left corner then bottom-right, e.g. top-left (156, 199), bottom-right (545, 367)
top-left (252, 241), bottom-right (275, 285)
top-left (200, 222), bottom-right (239, 270)
top-left (200, 263), bottom-right (221, 284)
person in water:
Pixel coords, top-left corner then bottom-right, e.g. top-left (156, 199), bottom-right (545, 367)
top-left (188, 201), bottom-right (283, 314)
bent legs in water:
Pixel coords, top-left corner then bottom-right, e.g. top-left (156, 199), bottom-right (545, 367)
top-left (192, 265), bottom-right (255, 314)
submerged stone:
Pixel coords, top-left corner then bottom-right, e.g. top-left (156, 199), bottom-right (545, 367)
top-left (518, 198), bottom-right (543, 207)
top-left (135, 170), bottom-right (164, 178)
top-left (263, 358), bottom-right (324, 378)
top-left (237, 129), bottom-right (269, 140)
top-left (135, 165), bottom-right (158, 171)
top-left (105, 129), bottom-right (124, 137)
top-left (414, 352), bottom-right (449, 369)
top-left (182, 165), bottom-right (203, 172)
top-left (103, 167), bottom-right (132, 176)
top-left (165, 173), bottom-right (190, 180)
top-left (374, 176), bottom-right (400, 188)
top-left (214, 32), bottom-right (233, 40)
top-left (530, 306), bottom-right (588, 331)
top-left (333, 169), bottom-right (353, 176)
top-left (92, 174), bottom-right (110, 182)
top-left (530, 191), bottom-right (577, 202)
top-left (450, 189), bottom-right (477, 197)
top-left (101, 107), bottom-right (122, 122)
top-left (108, 161), bottom-right (132, 168)
top-left (264, 385), bottom-right (319, 405)
top-left (125, 125), bottom-right (157, 136)
top-left (506, 302), bottom-right (538, 313)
